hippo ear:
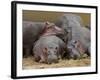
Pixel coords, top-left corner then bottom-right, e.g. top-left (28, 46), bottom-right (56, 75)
top-left (45, 21), bottom-right (50, 25)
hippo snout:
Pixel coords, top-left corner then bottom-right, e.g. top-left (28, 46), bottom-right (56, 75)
top-left (47, 56), bottom-right (59, 64)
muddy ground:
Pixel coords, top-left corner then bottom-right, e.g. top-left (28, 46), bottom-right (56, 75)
top-left (22, 56), bottom-right (91, 69)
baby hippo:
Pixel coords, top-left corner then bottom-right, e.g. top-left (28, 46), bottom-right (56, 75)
top-left (33, 36), bottom-right (67, 64)
top-left (67, 40), bottom-right (81, 59)
top-left (67, 40), bottom-right (88, 59)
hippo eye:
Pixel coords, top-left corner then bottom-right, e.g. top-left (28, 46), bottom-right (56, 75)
top-left (45, 47), bottom-right (47, 50)
top-left (55, 47), bottom-right (58, 50)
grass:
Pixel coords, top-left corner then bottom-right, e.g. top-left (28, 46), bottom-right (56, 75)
top-left (22, 56), bottom-right (91, 69)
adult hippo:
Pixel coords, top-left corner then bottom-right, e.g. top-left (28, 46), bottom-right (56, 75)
top-left (55, 14), bottom-right (91, 56)
top-left (23, 21), bottom-right (64, 57)
top-left (33, 35), bottom-right (67, 64)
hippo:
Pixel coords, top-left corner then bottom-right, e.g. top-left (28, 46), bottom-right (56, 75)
top-left (23, 21), bottom-right (45, 57)
top-left (55, 14), bottom-right (91, 56)
top-left (66, 40), bottom-right (81, 59)
top-left (33, 35), bottom-right (67, 64)
top-left (23, 21), bottom-right (64, 57)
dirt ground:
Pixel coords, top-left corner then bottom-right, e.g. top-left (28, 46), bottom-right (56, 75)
top-left (22, 56), bottom-right (91, 69)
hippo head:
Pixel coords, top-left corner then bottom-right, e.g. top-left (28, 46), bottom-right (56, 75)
top-left (67, 40), bottom-right (81, 59)
top-left (41, 21), bottom-right (65, 36)
top-left (67, 46), bottom-right (81, 60)
top-left (43, 45), bottom-right (59, 64)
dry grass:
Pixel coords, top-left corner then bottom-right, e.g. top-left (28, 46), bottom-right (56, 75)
top-left (22, 56), bottom-right (91, 69)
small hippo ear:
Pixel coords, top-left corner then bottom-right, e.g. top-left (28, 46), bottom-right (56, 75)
top-left (45, 21), bottom-right (50, 25)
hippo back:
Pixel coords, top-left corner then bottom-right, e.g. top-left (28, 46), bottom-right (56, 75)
top-left (55, 14), bottom-right (90, 53)
top-left (23, 21), bottom-right (45, 46)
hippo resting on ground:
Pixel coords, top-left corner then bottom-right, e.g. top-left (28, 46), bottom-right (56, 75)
top-left (66, 40), bottom-right (81, 59)
top-left (55, 14), bottom-right (91, 56)
top-left (67, 40), bottom-right (88, 59)
top-left (33, 35), bottom-right (67, 64)
top-left (23, 21), bottom-right (64, 57)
